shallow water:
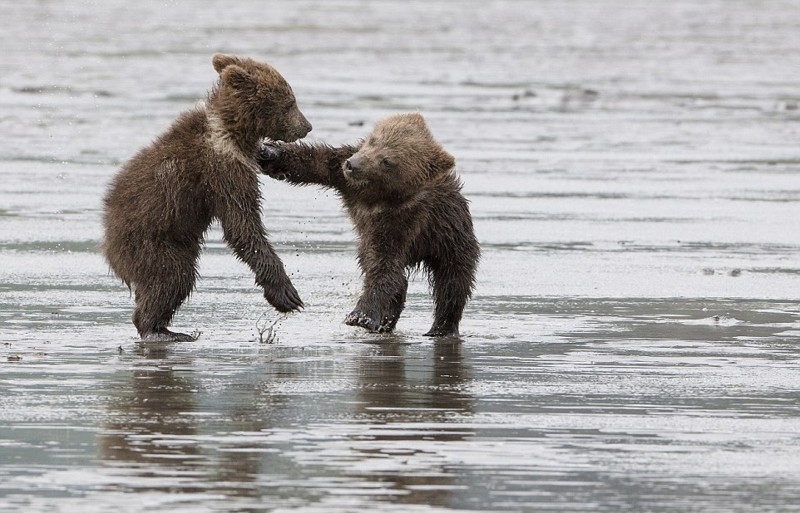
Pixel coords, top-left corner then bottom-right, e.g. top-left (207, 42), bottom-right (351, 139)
top-left (2, 1), bottom-right (800, 511)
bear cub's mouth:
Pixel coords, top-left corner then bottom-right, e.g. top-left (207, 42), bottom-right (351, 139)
top-left (262, 130), bottom-right (309, 145)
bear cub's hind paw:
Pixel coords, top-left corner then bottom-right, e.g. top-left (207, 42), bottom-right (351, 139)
top-left (142, 328), bottom-right (196, 342)
top-left (423, 326), bottom-right (460, 338)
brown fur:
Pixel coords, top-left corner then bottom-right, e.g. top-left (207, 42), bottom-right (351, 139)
top-left (103, 54), bottom-right (311, 341)
top-left (258, 113), bottom-right (479, 337)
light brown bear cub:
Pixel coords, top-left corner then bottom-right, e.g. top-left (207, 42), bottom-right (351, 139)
top-left (103, 54), bottom-right (311, 342)
top-left (258, 113), bottom-right (480, 337)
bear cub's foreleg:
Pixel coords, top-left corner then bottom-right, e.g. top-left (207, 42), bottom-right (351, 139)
top-left (345, 273), bottom-right (408, 333)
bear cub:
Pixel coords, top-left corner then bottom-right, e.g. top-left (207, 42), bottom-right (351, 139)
top-left (103, 54), bottom-right (311, 341)
top-left (258, 113), bottom-right (479, 337)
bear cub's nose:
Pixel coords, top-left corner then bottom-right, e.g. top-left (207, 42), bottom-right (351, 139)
top-left (343, 154), bottom-right (365, 177)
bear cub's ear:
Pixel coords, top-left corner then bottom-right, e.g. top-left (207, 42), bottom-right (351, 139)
top-left (221, 65), bottom-right (255, 93)
top-left (212, 53), bottom-right (243, 74)
top-left (430, 148), bottom-right (456, 176)
top-left (406, 112), bottom-right (428, 129)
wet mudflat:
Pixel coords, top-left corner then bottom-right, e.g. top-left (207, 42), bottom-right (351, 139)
top-left (2, 1), bottom-right (800, 511)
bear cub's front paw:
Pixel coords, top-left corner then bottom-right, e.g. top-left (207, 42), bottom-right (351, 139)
top-left (257, 142), bottom-right (289, 181)
top-left (345, 309), bottom-right (396, 333)
top-left (345, 310), bottom-right (377, 331)
top-left (263, 277), bottom-right (304, 313)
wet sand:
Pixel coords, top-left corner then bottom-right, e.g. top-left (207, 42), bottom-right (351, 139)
top-left (1, 1), bottom-right (800, 511)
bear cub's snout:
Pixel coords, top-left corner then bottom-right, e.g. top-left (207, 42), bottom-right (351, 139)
top-left (294, 112), bottom-right (313, 140)
top-left (343, 155), bottom-right (364, 177)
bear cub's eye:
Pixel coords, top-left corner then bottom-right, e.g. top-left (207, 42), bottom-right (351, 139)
top-left (380, 157), bottom-right (394, 170)
top-left (284, 100), bottom-right (296, 111)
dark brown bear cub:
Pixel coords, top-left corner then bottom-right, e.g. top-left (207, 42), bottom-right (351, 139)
top-left (103, 54), bottom-right (311, 342)
top-left (258, 113), bottom-right (479, 337)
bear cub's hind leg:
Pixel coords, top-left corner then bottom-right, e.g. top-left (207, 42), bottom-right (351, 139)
top-left (423, 260), bottom-right (475, 338)
top-left (132, 258), bottom-right (198, 342)
top-left (133, 286), bottom-right (196, 342)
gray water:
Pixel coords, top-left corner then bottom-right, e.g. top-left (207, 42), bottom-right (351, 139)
top-left (2, 1), bottom-right (800, 511)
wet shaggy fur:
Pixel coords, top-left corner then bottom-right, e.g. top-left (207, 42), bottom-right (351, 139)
top-left (103, 54), bottom-right (312, 341)
top-left (258, 113), bottom-right (479, 337)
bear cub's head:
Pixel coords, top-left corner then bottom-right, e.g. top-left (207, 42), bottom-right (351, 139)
top-left (344, 113), bottom-right (455, 198)
top-left (210, 53), bottom-right (312, 146)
